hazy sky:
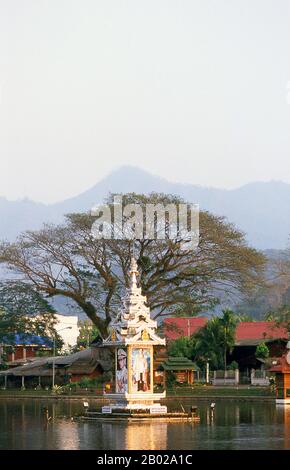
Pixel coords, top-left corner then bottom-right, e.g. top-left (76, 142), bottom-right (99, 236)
top-left (1, 0), bottom-right (290, 203)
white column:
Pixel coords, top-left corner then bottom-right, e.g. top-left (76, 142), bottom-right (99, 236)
top-left (206, 362), bottom-right (209, 384)
top-left (235, 369), bottom-right (239, 385)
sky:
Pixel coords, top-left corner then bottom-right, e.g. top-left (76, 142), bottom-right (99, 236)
top-left (1, 0), bottom-right (290, 203)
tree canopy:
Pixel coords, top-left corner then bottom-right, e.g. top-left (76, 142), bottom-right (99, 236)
top-left (0, 192), bottom-right (266, 337)
top-left (167, 336), bottom-right (193, 359)
top-left (75, 319), bottom-right (100, 350)
top-left (0, 281), bottom-right (58, 345)
top-left (191, 310), bottom-right (237, 370)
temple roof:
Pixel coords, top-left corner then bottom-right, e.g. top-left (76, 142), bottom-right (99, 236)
top-left (103, 258), bottom-right (165, 346)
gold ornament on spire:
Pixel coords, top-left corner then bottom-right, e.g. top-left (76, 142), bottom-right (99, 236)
top-left (141, 329), bottom-right (150, 341)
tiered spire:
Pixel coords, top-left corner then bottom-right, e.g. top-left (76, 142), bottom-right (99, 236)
top-left (103, 257), bottom-right (165, 346)
top-left (129, 257), bottom-right (138, 289)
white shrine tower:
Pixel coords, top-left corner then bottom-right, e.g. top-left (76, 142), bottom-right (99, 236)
top-left (102, 257), bottom-right (167, 413)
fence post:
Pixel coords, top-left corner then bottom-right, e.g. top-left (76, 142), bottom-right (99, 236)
top-left (235, 369), bottom-right (239, 385)
top-left (250, 368), bottom-right (254, 385)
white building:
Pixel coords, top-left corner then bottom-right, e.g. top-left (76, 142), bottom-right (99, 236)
top-left (54, 314), bottom-right (80, 351)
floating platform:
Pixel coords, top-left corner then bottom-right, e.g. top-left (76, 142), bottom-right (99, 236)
top-left (77, 410), bottom-right (200, 423)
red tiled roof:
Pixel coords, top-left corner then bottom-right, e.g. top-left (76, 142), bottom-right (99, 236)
top-left (269, 354), bottom-right (290, 373)
top-left (163, 317), bottom-right (289, 344)
top-left (163, 317), bottom-right (207, 341)
top-left (235, 322), bottom-right (288, 343)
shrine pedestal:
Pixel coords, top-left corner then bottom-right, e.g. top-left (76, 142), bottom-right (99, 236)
top-left (102, 391), bottom-right (167, 414)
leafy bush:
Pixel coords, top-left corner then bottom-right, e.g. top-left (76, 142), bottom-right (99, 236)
top-left (79, 377), bottom-right (92, 388)
top-left (227, 361), bottom-right (239, 370)
top-left (63, 376), bottom-right (106, 390)
top-left (255, 342), bottom-right (269, 359)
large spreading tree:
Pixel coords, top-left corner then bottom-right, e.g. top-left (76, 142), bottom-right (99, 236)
top-left (0, 193), bottom-right (266, 337)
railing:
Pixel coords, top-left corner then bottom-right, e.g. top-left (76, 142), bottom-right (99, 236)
top-left (212, 370), bottom-right (239, 385)
top-left (166, 384), bottom-right (273, 397)
top-left (250, 369), bottom-right (270, 386)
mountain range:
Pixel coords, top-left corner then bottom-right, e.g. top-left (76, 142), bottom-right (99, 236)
top-left (1, 165), bottom-right (290, 250)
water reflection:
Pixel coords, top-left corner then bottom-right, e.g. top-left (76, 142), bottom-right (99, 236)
top-left (125, 423), bottom-right (168, 450)
top-left (0, 399), bottom-right (290, 450)
top-left (55, 420), bottom-right (80, 450)
top-left (275, 405), bottom-right (290, 449)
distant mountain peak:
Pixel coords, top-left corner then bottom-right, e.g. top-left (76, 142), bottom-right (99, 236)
top-left (0, 165), bottom-right (290, 249)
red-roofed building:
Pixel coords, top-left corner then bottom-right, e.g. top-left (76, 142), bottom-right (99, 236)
top-left (233, 322), bottom-right (288, 372)
top-left (235, 322), bottom-right (288, 345)
top-left (163, 317), bottom-right (289, 374)
top-left (163, 317), bottom-right (208, 341)
top-left (163, 317), bottom-right (288, 344)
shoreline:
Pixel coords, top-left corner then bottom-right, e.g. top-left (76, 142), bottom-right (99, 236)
top-left (0, 393), bottom-right (275, 402)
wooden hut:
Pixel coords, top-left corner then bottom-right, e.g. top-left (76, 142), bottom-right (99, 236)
top-left (160, 356), bottom-right (199, 386)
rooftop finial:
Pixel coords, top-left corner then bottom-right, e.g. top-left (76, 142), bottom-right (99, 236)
top-left (130, 257), bottom-right (139, 288)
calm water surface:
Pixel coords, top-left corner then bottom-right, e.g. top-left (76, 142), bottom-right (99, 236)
top-left (0, 399), bottom-right (289, 450)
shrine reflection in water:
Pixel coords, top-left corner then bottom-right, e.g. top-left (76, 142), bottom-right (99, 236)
top-left (0, 399), bottom-right (290, 450)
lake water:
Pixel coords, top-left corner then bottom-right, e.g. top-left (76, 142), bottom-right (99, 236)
top-left (0, 398), bottom-right (289, 450)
